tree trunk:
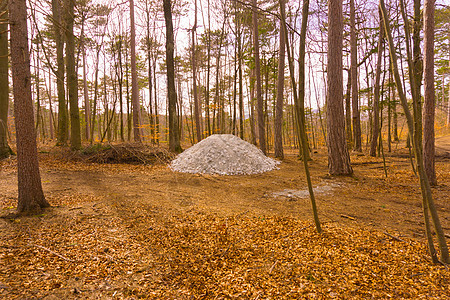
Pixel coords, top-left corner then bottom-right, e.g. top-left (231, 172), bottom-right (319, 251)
top-left (130, 0), bottom-right (141, 142)
top-left (237, 6), bottom-right (244, 139)
top-left (52, 0), bottom-right (67, 146)
top-left (252, 0), bottom-right (266, 154)
top-left (163, 0), bottom-right (182, 153)
top-left (9, 0), bottom-right (50, 214)
top-left (345, 70), bottom-right (352, 149)
top-left (82, 32), bottom-right (91, 141)
top-left (65, 0), bottom-right (81, 150)
top-left (370, 14), bottom-right (384, 157)
top-left (380, 0), bottom-right (449, 264)
top-left (0, 0), bottom-right (11, 158)
top-left (280, 0), bottom-right (321, 233)
top-left (297, 0), bottom-right (310, 160)
top-left (422, 0), bottom-right (437, 186)
top-left (274, 0), bottom-right (285, 159)
top-left (327, 0), bottom-right (353, 175)
top-left (192, 0), bottom-right (201, 142)
top-left (350, 0), bottom-right (362, 152)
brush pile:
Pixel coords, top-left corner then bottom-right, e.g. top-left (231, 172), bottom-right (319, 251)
top-left (80, 143), bottom-right (174, 165)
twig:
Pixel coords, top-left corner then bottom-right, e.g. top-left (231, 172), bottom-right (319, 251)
top-left (32, 244), bottom-right (76, 262)
top-left (340, 214), bottom-right (356, 221)
top-left (269, 260), bottom-right (278, 274)
top-left (383, 232), bottom-right (406, 243)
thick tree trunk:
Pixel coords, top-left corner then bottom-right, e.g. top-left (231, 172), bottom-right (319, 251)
top-left (163, 0), bottom-right (181, 153)
top-left (0, 0), bottom-right (11, 159)
top-left (130, 0), bottom-right (141, 142)
top-left (326, 0), bottom-right (353, 175)
top-left (423, 0), bottom-right (437, 186)
top-left (9, 0), bottom-right (50, 214)
top-left (274, 0), bottom-right (286, 159)
top-left (252, 0), bottom-right (266, 154)
top-left (65, 0), bottom-right (81, 150)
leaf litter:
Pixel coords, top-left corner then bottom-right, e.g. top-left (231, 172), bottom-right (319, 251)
top-left (1, 148), bottom-right (449, 299)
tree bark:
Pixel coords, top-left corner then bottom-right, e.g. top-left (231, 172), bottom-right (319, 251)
top-left (9, 0), bottom-right (50, 214)
top-left (370, 13), bottom-right (384, 157)
top-left (163, 0), bottom-right (182, 153)
top-left (192, 0), bottom-right (201, 142)
top-left (252, 0), bottom-right (266, 154)
top-left (65, 0), bottom-right (81, 150)
top-left (0, 0), bottom-right (11, 159)
top-left (52, 0), bottom-right (67, 146)
top-left (326, 0), bottom-right (353, 175)
top-left (274, 0), bottom-right (286, 159)
top-left (423, 0), bottom-right (437, 186)
top-left (350, 0), bottom-right (362, 152)
top-left (130, 0), bottom-right (141, 142)
top-left (297, 0), bottom-right (310, 160)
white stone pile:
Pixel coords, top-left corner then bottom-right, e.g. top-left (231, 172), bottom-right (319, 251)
top-left (169, 134), bottom-right (280, 175)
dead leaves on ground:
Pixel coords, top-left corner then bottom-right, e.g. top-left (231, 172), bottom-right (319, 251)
top-left (1, 199), bottom-right (449, 299)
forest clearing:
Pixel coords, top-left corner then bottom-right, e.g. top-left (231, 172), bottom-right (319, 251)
top-left (1, 0), bottom-right (450, 297)
top-left (1, 138), bottom-right (449, 299)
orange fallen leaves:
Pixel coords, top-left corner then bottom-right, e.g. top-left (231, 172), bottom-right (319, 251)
top-left (1, 201), bottom-right (449, 299)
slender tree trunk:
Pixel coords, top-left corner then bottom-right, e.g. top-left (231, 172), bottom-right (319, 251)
top-left (350, 0), bottom-right (362, 152)
top-left (370, 14), bottom-right (384, 157)
top-left (412, 0), bottom-right (423, 150)
top-left (65, 0), bottom-right (81, 150)
top-left (380, 0), bottom-right (449, 264)
top-left (192, 0), bottom-right (201, 142)
top-left (205, 0), bottom-right (211, 136)
top-left (163, 0), bottom-right (181, 152)
top-left (345, 70), bottom-right (352, 149)
top-left (47, 71), bottom-right (55, 139)
top-left (52, 0), bottom-right (67, 146)
top-left (252, 0), bottom-right (266, 154)
top-left (82, 33), bottom-right (90, 141)
top-left (297, 0), bottom-right (310, 160)
top-left (327, 0), bottom-right (353, 175)
top-left (0, 0), bottom-right (10, 158)
top-left (280, 0), bottom-right (321, 233)
top-left (423, 0), bottom-right (437, 186)
top-left (274, 0), bottom-right (285, 159)
top-left (9, 0), bottom-right (50, 213)
top-left (130, 0), bottom-right (141, 142)
top-left (237, 10), bottom-right (244, 139)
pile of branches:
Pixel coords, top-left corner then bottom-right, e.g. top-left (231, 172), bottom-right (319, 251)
top-left (80, 143), bottom-right (175, 165)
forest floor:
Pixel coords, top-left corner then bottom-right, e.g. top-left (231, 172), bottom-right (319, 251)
top-left (0, 137), bottom-right (449, 299)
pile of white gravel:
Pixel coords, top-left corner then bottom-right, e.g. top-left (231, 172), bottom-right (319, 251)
top-left (169, 134), bottom-right (280, 175)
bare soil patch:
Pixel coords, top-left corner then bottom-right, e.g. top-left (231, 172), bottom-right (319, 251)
top-left (0, 144), bottom-right (449, 299)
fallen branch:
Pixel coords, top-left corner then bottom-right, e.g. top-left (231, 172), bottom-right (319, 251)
top-left (383, 232), bottom-right (406, 243)
top-left (32, 244), bottom-right (76, 262)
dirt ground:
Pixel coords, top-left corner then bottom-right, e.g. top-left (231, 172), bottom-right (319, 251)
top-left (0, 138), bottom-right (449, 299)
